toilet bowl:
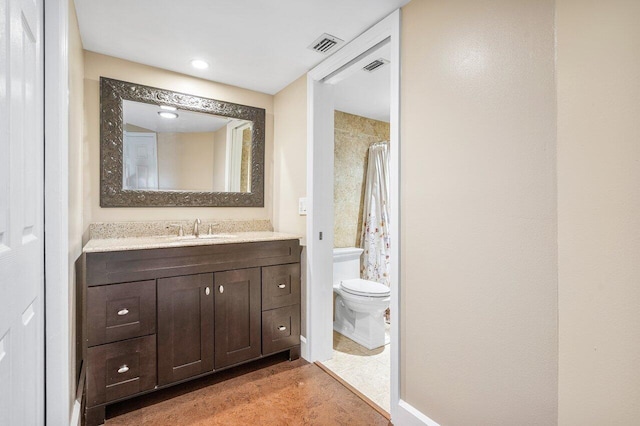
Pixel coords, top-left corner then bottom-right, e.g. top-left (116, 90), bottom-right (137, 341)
top-left (333, 247), bottom-right (390, 350)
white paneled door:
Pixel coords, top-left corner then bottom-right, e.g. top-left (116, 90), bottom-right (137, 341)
top-left (123, 131), bottom-right (158, 190)
top-left (0, 0), bottom-right (44, 424)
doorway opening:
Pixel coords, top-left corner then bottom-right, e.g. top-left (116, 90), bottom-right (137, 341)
top-left (321, 39), bottom-right (392, 413)
top-left (305, 10), bottom-right (401, 420)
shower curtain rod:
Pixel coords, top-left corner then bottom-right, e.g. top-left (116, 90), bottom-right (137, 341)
top-left (369, 140), bottom-right (389, 148)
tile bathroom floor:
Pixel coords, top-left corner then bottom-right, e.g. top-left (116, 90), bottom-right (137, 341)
top-left (320, 325), bottom-right (391, 413)
top-left (104, 352), bottom-right (390, 426)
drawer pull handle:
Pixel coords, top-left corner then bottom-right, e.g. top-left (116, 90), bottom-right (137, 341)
top-left (277, 284), bottom-right (286, 289)
top-left (278, 326), bottom-right (287, 331)
top-left (205, 287), bottom-right (210, 296)
top-left (117, 365), bottom-right (129, 374)
top-left (117, 308), bottom-right (129, 316)
top-left (219, 285), bottom-right (224, 294)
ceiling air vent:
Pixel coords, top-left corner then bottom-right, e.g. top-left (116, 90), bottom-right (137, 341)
top-left (308, 33), bottom-right (344, 54)
top-left (363, 58), bottom-right (390, 72)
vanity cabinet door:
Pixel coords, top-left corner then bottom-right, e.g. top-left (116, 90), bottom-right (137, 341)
top-left (214, 268), bottom-right (261, 369)
top-left (157, 274), bottom-right (214, 385)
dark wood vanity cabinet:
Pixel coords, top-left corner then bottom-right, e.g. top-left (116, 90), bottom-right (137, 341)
top-left (80, 239), bottom-right (301, 426)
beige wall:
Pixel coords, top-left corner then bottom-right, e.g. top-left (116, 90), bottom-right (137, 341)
top-left (273, 75), bottom-right (307, 241)
top-left (156, 132), bottom-right (215, 191)
top-left (401, 1), bottom-right (558, 424)
top-left (557, 1), bottom-right (640, 424)
top-left (334, 111), bottom-right (389, 249)
top-left (82, 52), bottom-right (274, 242)
top-left (68, 0), bottom-right (84, 416)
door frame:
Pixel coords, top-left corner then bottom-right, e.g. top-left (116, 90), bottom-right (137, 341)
top-left (44, 0), bottom-right (73, 425)
top-left (304, 9), bottom-right (402, 419)
top-left (225, 120), bottom-right (252, 192)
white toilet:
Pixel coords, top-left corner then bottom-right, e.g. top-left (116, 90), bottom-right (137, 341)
top-left (333, 247), bottom-right (390, 350)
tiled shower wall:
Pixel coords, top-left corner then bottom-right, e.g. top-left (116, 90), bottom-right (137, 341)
top-left (334, 111), bottom-right (390, 248)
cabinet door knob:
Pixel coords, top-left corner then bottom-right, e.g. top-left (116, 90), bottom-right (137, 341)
top-left (278, 326), bottom-right (287, 331)
top-left (117, 365), bottom-right (129, 374)
top-left (277, 283), bottom-right (286, 289)
top-left (219, 285), bottom-right (224, 294)
top-left (117, 308), bottom-right (129, 316)
top-left (205, 287), bottom-right (210, 296)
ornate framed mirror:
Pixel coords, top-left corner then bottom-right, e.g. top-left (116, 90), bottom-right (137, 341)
top-left (100, 77), bottom-right (265, 207)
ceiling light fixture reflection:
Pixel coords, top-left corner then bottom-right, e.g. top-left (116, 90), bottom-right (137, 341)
top-left (190, 59), bottom-right (209, 70)
top-left (158, 111), bottom-right (179, 119)
top-left (160, 105), bottom-right (177, 111)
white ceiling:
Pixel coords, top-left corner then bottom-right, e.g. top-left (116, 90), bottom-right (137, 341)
top-left (74, 0), bottom-right (410, 95)
top-left (123, 100), bottom-right (238, 133)
top-left (334, 43), bottom-right (390, 122)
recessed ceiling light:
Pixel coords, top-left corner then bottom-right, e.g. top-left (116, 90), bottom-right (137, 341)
top-left (158, 111), bottom-right (178, 119)
top-left (190, 59), bottom-right (209, 70)
top-left (160, 105), bottom-right (177, 111)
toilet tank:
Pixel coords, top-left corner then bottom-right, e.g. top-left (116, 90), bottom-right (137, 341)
top-left (333, 247), bottom-right (363, 285)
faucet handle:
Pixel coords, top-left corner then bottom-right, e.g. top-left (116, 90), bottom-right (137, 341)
top-left (207, 222), bottom-right (219, 235)
top-left (170, 223), bottom-right (185, 236)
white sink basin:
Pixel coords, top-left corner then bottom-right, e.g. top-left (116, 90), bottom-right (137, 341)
top-left (172, 233), bottom-right (237, 240)
top-left (196, 233), bottom-right (237, 240)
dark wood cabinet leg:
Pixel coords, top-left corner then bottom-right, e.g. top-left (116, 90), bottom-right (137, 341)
top-left (289, 345), bottom-right (301, 361)
top-left (85, 405), bottom-right (106, 426)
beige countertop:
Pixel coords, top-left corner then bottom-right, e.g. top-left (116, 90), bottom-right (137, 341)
top-left (83, 231), bottom-right (302, 253)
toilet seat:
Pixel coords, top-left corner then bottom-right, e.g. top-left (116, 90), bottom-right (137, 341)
top-left (340, 278), bottom-right (390, 298)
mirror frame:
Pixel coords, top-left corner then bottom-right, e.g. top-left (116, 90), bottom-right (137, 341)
top-left (100, 77), bottom-right (265, 207)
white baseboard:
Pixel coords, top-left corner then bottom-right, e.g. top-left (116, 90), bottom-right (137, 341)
top-left (69, 399), bottom-right (82, 426)
top-left (393, 399), bottom-right (441, 426)
top-left (300, 335), bottom-right (309, 361)
top-left (69, 364), bottom-right (85, 426)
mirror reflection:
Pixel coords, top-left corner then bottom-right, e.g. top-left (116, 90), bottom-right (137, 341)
top-left (122, 100), bottom-right (253, 193)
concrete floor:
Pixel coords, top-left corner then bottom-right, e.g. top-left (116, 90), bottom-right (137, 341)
top-left (105, 352), bottom-right (390, 426)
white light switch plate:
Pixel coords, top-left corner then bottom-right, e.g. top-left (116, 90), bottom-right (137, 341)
top-left (298, 197), bottom-right (307, 216)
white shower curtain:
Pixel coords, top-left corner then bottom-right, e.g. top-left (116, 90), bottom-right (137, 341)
top-left (360, 141), bottom-right (390, 288)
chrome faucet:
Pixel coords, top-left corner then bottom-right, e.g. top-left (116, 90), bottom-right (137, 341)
top-left (193, 218), bottom-right (201, 238)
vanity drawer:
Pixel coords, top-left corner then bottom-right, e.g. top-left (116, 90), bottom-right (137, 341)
top-left (87, 280), bottom-right (156, 346)
top-left (262, 304), bottom-right (300, 355)
top-left (261, 264), bottom-right (300, 310)
top-left (86, 335), bottom-right (156, 406)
